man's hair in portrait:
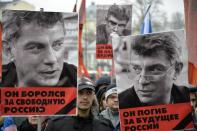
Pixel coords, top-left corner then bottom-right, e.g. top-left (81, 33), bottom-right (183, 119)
top-left (131, 32), bottom-right (182, 67)
top-left (106, 4), bottom-right (130, 22)
top-left (2, 10), bottom-right (65, 44)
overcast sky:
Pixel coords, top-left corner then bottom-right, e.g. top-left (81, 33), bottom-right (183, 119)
top-left (24, 0), bottom-right (184, 21)
top-left (24, 0), bottom-right (78, 12)
top-left (86, 0), bottom-right (184, 21)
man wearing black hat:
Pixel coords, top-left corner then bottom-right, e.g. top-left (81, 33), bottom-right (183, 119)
top-left (45, 77), bottom-right (113, 131)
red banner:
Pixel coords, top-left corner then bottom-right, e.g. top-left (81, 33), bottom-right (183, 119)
top-left (119, 103), bottom-right (193, 131)
top-left (78, 0), bottom-right (89, 77)
top-left (188, 63), bottom-right (197, 85)
top-left (96, 44), bottom-right (113, 59)
top-left (184, 0), bottom-right (197, 85)
top-left (0, 23), bottom-right (2, 115)
top-left (0, 89), bottom-right (2, 115)
top-left (0, 87), bottom-right (76, 116)
top-left (0, 23), bottom-right (2, 79)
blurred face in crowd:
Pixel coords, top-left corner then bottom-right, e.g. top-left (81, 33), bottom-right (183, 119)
top-left (101, 93), bottom-right (107, 110)
top-left (10, 22), bottom-right (66, 87)
top-left (78, 89), bottom-right (95, 111)
top-left (106, 15), bottom-right (127, 37)
top-left (190, 93), bottom-right (197, 109)
top-left (0, 117), bottom-right (3, 125)
top-left (130, 50), bottom-right (177, 105)
top-left (106, 93), bottom-right (119, 111)
top-left (28, 116), bottom-right (47, 125)
top-left (28, 116), bottom-right (38, 125)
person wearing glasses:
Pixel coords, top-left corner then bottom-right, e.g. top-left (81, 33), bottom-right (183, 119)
top-left (96, 4), bottom-right (131, 44)
top-left (119, 32), bottom-right (190, 109)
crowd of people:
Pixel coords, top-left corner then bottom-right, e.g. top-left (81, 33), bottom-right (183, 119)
top-left (0, 75), bottom-right (121, 131)
top-left (0, 3), bottom-right (197, 131)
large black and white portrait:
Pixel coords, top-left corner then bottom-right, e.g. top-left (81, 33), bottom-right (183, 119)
top-left (112, 30), bottom-right (190, 109)
top-left (1, 10), bottom-right (78, 87)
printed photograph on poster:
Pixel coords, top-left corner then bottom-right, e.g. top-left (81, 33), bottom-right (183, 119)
top-left (1, 10), bottom-right (78, 88)
top-left (113, 30), bottom-right (194, 130)
top-left (96, 4), bottom-right (132, 59)
top-left (0, 10), bottom-right (78, 116)
top-left (114, 30), bottom-right (189, 108)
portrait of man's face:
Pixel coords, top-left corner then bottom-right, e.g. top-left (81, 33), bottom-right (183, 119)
top-left (130, 51), bottom-right (175, 105)
top-left (77, 89), bottom-right (94, 111)
top-left (106, 15), bottom-right (127, 36)
top-left (11, 22), bottom-right (66, 87)
top-left (96, 4), bottom-right (131, 45)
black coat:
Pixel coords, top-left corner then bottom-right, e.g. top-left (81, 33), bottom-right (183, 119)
top-left (17, 119), bottom-right (38, 131)
top-left (119, 84), bottom-right (190, 109)
top-left (1, 62), bottom-right (77, 87)
top-left (45, 115), bottom-right (113, 131)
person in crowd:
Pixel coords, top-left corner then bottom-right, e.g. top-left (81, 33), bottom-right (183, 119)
top-left (45, 77), bottom-right (113, 131)
top-left (0, 117), bottom-right (4, 131)
top-left (18, 116), bottom-right (49, 131)
top-left (1, 117), bottom-right (17, 131)
top-left (189, 87), bottom-right (197, 129)
top-left (95, 75), bottom-right (111, 94)
top-left (100, 84), bottom-right (120, 131)
top-left (96, 86), bottom-right (107, 112)
top-left (95, 75), bottom-right (111, 112)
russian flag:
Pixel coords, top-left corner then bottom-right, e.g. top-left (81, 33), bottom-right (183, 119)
top-left (2, 117), bottom-right (17, 131)
top-left (140, 4), bottom-right (152, 34)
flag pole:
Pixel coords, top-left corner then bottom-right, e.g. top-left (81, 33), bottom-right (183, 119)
top-left (140, 3), bottom-right (152, 34)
